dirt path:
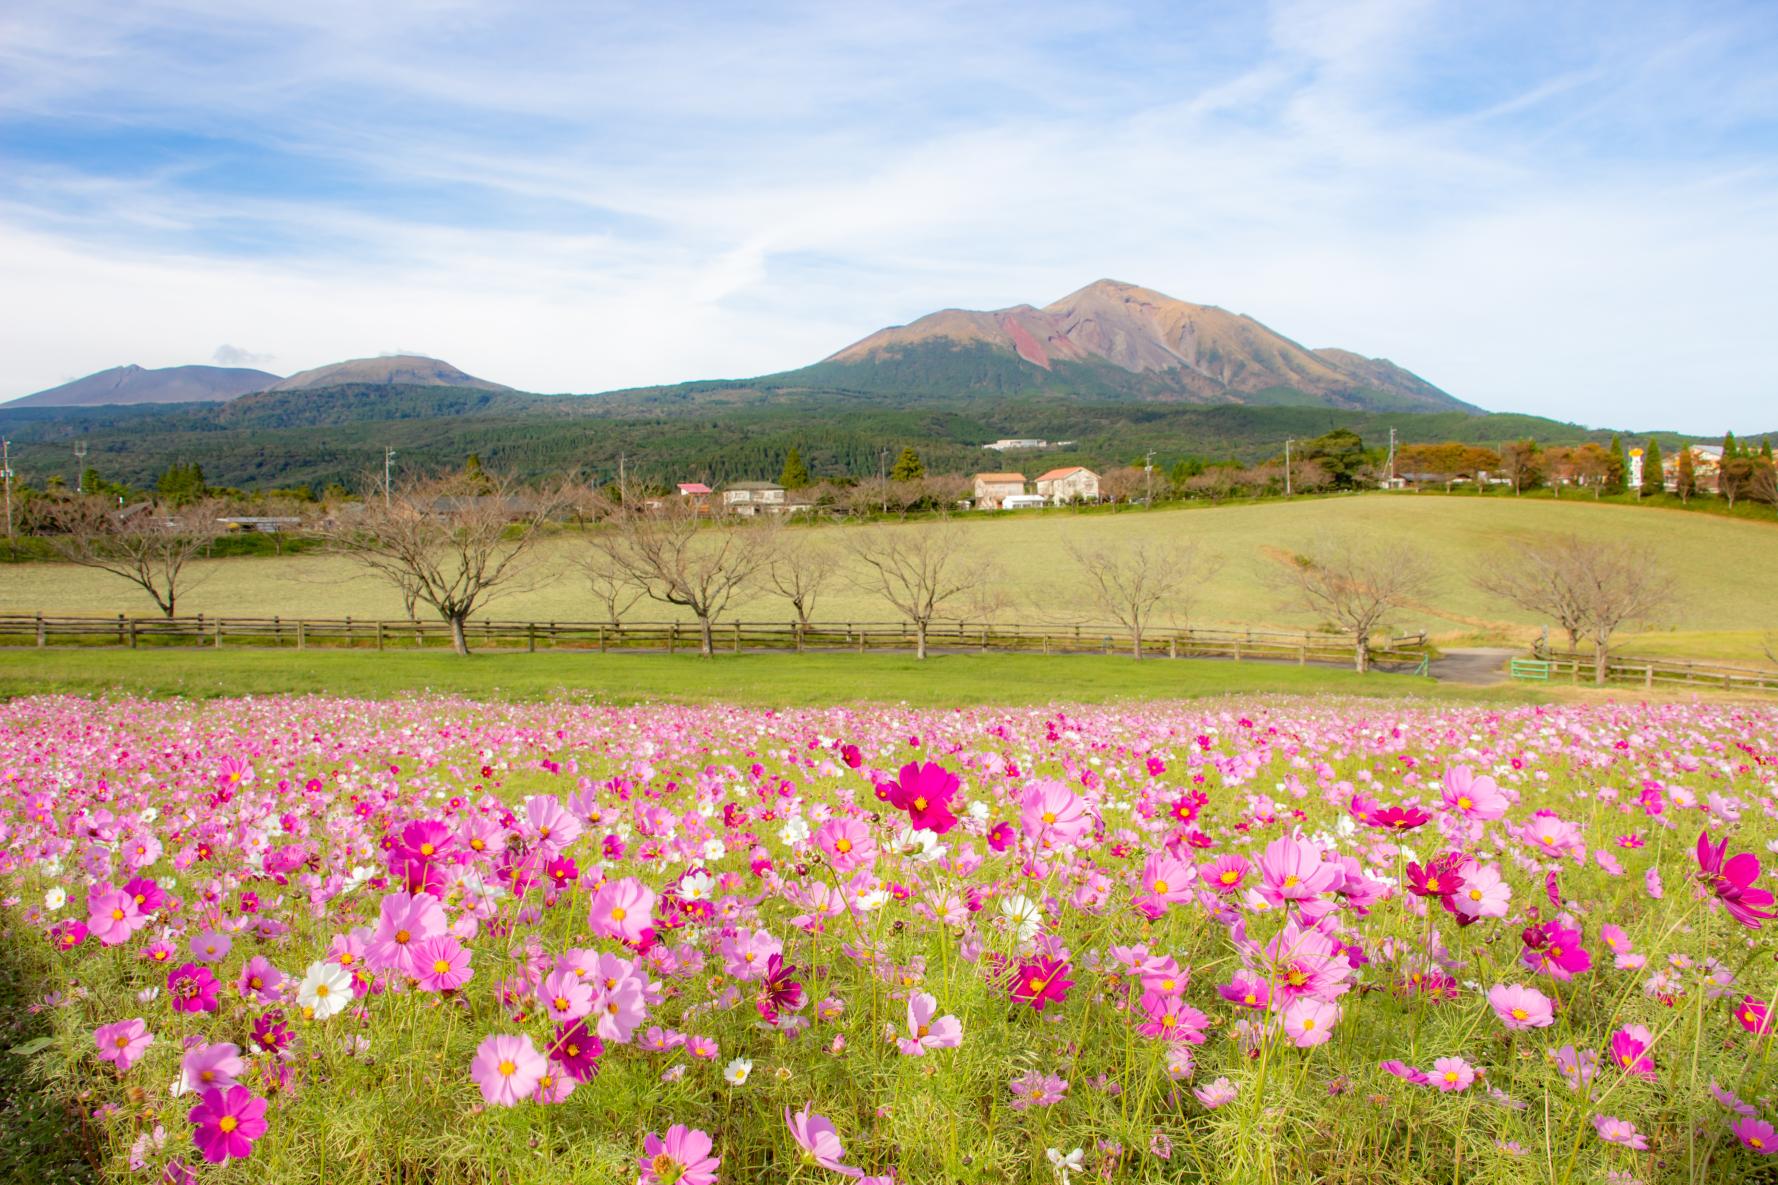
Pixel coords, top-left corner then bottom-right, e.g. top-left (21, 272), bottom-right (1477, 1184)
top-left (1428, 647), bottom-right (1520, 685)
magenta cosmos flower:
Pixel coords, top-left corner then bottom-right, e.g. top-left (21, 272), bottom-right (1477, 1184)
top-left (1010, 956), bottom-right (1074, 1012)
top-left (639, 1125), bottom-right (720, 1185)
top-left (1734, 1117), bottom-right (1778, 1155)
top-left (1487, 983), bottom-right (1555, 1030)
top-left (588, 877), bottom-right (656, 945)
top-left (167, 963), bottom-right (220, 1014)
top-left (470, 1034), bottom-right (547, 1107)
top-left (884, 761), bottom-right (960, 835)
top-left (187, 1085), bottom-right (268, 1164)
top-left (94, 1018), bottom-right (152, 1073)
top-left (1696, 830), bottom-right (1778, 928)
top-left (1609, 1024), bottom-right (1656, 1079)
top-left (786, 1103), bottom-right (864, 1177)
top-left (412, 935), bottom-right (474, 992)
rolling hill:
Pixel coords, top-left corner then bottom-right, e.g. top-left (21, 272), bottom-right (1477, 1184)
top-left (263, 355), bottom-right (512, 393)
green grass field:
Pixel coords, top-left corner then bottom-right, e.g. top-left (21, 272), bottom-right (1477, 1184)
top-left (0, 648), bottom-right (1547, 706)
top-left (4, 493), bottom-right (1775, 663)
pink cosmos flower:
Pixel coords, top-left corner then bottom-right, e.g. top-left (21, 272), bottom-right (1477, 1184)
top-left (720, 927), bottom-right (782, 982)
top-left (366, 890), bottom-right (448, 976)
top-left (1009, 1070), bottom-right (1069, 1109)
top-left (1134, 850), bottom-right (1196, 916)
top-left (814, 819), bottom-right (876, 873)
top-left (1218, 971), bottom-right (1271, 1010)
top-left (552, 1020), bottom-right (603, 1082)
top-left (1592, 1115), bottom-right (1647, 1150)
top-left (1281, 997), bottom-right (1340, 1047)
top-left (1734, 1117), bottom-right (1778, 1155)
top-left (94, 1019), bottom-right (152, 1073)
top-left (541, 968), bottom-right (594, 1022)
top-left (236, 956), bottom-right (283, 1003)
top-left (470, 1034), bottom-right (547, 1107)
top-left (187, 1085), bottom-right (268, 1164)
top-left (785, 1103), bottom-right (864, 1177)
top-left (1430, 1057), bottom-right (1475, 1093)
top-left (1019, 780), bottom-right (1092, 847)
top-left (1193, 1077), bottom-right (1238, 1109)
top-left (167, 963), bottom-right (220, 1014)
top-left (181, 1042), bottom-right (244, 1094)
top-left (1697, 830), bottom-right (1778, 928)
top-left (523, 794), bottom-right (582, 852)
top-left (885, 761), bottom-right (961, 835)
top-left (588, 877), bottom-right (656, 945)
top-left (1136, 991), bottom-right (1210, 1045)
top-left (897, 991), bottom-right (962, 1056)
top-left (1449, 861), bottom-right (1511, 919)
top-left (639, 1125), bottom-right (720, 1185)
top-left (1441, 765), bottom-right (1507, 820)
top-left (1735, 995), bottom-right (1774, 1035)
top-left (1257, 835), bottom-right (1340, 904)
top-left (86, 886), bottom-right (148, 946)
top-left (412, 935), bottom-right (473, 992)
top-left (188, 929), bottom-right (231, 963)
top-left (1010, 957), bottom-right (1074, 1012)
top-left (1487, 983), bottom-right (1555, 1030)
top-left (1608, 1024), bottom-right (1655, 1079)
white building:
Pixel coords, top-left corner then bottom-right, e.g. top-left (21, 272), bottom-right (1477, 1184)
top-left (721, 481), bottom-right (786, 515)
top-left (972, 472), bottom-right (1026, 509)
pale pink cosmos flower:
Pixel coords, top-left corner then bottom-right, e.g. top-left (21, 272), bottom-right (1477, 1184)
top-left (638, 1125), bottom-right (720, 1185)
top-left (179, 1042), bottom-right (244, 1095)
top-left (1430, 1056), bottom-right (1475, 1092)
top-left (1441, 765), bottom-right (1508, 820)
top-left (588, 877), bottom-right (656, 944)
top-left (470, 1034), bottom-right (546, 1107)
top-left (412, 935), bottom-right (473, 992)
top-left (86, 886), bottom-right (147, 947)
top-left (523, 794), bottom-right (582, 852)
top-left (94, 1019), bottom-right (152, 1073)
top-left (541, 968), bottom-right (593, 1022)
top-left (366, 890), bottom-right (448, 976)
top-left (1193, 1077), bottom-right (1239, 1109)
top-left (896, 991), bottom-right (962, 1056)
top-left (1257, 835), bottom-right (1340, 905)
top-left (785, 1103), bottom-right (864, 1177)
top-left (1281, 997), bottom-right (1340, 1047)
top-left (1592, 1115), bottom-right (1647, 1149)
top-left (1019, 780), bottom-right (1092, 847)
top-left (1487, 983), bottom-right (1555, 1030)
top-left (720, 928), bottom-right (782, 982)
top-left (813, 819), bottom-right (876, 873)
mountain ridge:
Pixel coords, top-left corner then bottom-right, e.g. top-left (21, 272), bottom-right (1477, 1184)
top-left (7, 363), bottom-right (283, 407)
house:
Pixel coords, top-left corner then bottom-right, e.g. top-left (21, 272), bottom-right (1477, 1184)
top-left (983, 438), bottom-right (1047, 451)
top-left (1661, 445), bottom-right (1722, 489)
top-left (1034, 466), bottom-right (1100, 503)
top-left (972, 472), bottom-right (1026, 509)
top-left (677, 482), bottom-right (712, 496)
top-left (721, 481), bottom-right (787, 515)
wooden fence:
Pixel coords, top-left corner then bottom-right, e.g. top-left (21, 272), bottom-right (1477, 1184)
top-left (1518, 651), bottom-right (1778, 694)
top-left (0, 612), bottom-right (1429, 668)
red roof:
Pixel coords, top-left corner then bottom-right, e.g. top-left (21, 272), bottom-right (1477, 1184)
top-left (1035, 466), bottom-right (1090, 482)
top-left (677, 482), bottom-right (712, 495)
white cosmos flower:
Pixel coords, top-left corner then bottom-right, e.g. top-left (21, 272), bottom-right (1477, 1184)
top-left (297, 961), bottom-right (353, 1020)
top-left (897, 827), bottom-right (946, 863)
top-left (778, 815), bottom-right (811, 846)
top-left (701, 839), bottom-right (726, 862)
top-left (1000, 894), bottom-right (1043, 942)
top-left (723, 1057), bottom-right (753, 1086)
top-left (679, 871), bottom-right (715, 901)
top-left (44, 887), bottom-right (66, 912)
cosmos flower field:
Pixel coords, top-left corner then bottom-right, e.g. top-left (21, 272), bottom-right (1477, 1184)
top-left (5, 694), bottom-right (1778, 1185)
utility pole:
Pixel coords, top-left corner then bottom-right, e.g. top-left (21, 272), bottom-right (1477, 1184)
top-left (1284, 438), bottom-right (1293, 497)
top-left (2, 438), bottom-right (13, 544)
top-left (879, 447), bottom-right (890, 515)
top-left (1144, 449), bottom-right (1155, 508)
top-left (1387, 427), bottom-right (1397, 488)
top-left (383, 446), bottom-right (396, 508)
top-left (73, 440), bottom-right (88, 492)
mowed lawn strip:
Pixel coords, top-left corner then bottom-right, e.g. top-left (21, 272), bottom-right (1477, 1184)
top-left (0, 649), bottom-right (1540, 706)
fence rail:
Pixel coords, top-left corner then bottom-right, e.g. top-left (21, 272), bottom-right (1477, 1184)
top-left (1520, 651), bottom-right (1778, 693)
top-left (0, 612), bottom-right (1429, 668)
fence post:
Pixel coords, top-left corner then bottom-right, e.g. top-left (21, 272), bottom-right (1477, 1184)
top-left (857, 627), bottom-right (865, 654)
top-left (297, 621), bottom-right (306, 651)
top-left (794, 622), bottom-right (804, 654)
top-left (528, 623), bottom-right (536, 654)
top-left (1169, 636), bottom-right (1177, 660)
top-left (1298, 644), bottom-right (1307, 666)
top-left (128, 619), bottom-right (137, 649)
top-left (734, 621), bottom-right (742, 655)
top-left (598, 625), bottom-right (606, 654)
top-left (1233, 640), bottom-right (1241, 663)
top-left (36, 613), bottom-right (45, 647)
top-left (668, 623), bottom-right (676, 655)
top-left (375, 621), bottom-right (384, 651)
top-left (215, 618), bottom-right (223, 649)
top-left (1645, 664), bottom-right (1653, 689)
top-left (117, 614), bottom-right (126, 646)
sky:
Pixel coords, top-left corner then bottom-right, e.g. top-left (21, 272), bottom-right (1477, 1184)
top-left (1, 0), bottom-right (1775, 430)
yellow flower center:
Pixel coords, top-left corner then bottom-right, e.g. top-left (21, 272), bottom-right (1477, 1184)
top-left (419, 843), bottom-right (434, 856)
top-left (835, 838), bottom-right (852, 853)
top-left (1511, 1008), bottom-right (1528, 1021)
top-left (434, 960), bottom-right (452, 975)
top-left (394, 929), bottom-right (411, 944)
top-left (218, 1116), bottom-right (238, 1133)
top-left (1041, 811), bottom-right (1057, 824)
top-left (498, 1059), bottom-right (517, 1077)
top-left (1219, 870), bottom-right (1239, 885)
top-left (610, 907), bottom-right (627, 922)
top-left (1152, 880), bottom-right (1169, 894)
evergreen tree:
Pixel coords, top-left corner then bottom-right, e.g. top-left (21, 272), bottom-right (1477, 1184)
top-left (1605, 434), bottom-right (1627, 494)
top-left (156, 461), bottom-right (208, 506)
top-left (80, 466), bottom-right (103, 496)
top-left (1675, 447), bottom-right (1696, 503)
top-left (1640, 439), bottom-right (1664, 497)
top-left (1723, 431), bottom-right (1739, 459)
top-left (889, 447), bottom-right (925, 482)
top-left (778, 446), bottom-right (811, 489)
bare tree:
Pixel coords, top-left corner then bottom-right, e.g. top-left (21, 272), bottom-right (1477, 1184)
top-left (1477, 535), bottom-right (1674, 684)
top-left (844, 523), bottom-right (995, 659)
top-left (44, 496), bottom-right (226, 618)
top-left (323, 471), bottom-right (571, 655)
top-left (1067, 539), bottom-right (1219, 658)
top-left (579, 547), bottom-right (646, 627)
top-left (1475, 537), bottom-right (1593, 650)
top-left (1274, 536), bottom-right (1435, 672)
top-left (765, 534), bottom-right (833, 627)
top-left (587, 492), bottom-right (776, 655)
top-left (1573, 540), bottom-right (1673, 685)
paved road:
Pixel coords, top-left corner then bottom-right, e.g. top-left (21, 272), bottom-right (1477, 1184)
top-left (1428, 648), bottom-right (1519, 686)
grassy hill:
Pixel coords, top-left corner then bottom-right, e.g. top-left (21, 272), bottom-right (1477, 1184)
top-left (4, 494), bottom-right (1774, 664)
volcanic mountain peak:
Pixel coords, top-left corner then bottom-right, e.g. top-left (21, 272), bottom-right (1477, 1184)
top-left (6, 363), bottom-right (285, 407)
top-left (815, 279), bottom-right (1471, 412)
top-left (265, 354), bottom-right (511, 393)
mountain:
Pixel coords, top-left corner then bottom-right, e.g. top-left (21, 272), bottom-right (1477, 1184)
top-left (7, 363), bottom-right (282, 407)
top-left (783, 279), bottom-right (1474, 413)
top-left (265, 355), bottom-right (512, 393)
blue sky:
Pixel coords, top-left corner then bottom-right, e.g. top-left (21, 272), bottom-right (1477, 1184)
top-left (1, 0), bottom-right (1775, 430)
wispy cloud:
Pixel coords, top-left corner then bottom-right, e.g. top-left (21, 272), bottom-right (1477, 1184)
top-left (1, 0), bottom-right (1775, 429)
